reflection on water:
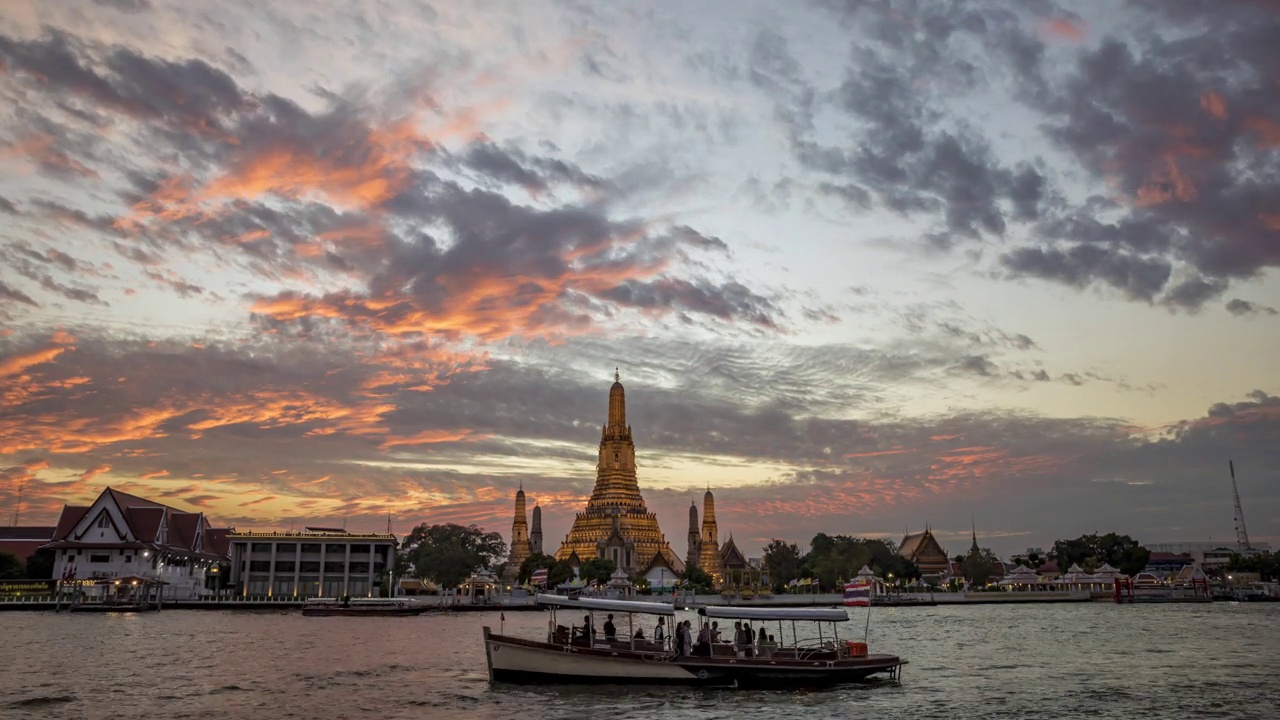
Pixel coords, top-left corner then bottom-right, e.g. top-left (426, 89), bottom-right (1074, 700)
top-left (2, 604), bottom-right (1277, 719)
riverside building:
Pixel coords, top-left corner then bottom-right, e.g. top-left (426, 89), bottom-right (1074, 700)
top-left (227, 527), bottom-right (397, 598)
top-left (42, 487), bottom-right (230, 599)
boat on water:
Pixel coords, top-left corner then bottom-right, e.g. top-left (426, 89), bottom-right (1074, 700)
top-left (301, 597), bottom-right (436, 617)
top-left (483, 594), bottom-right (905, 688)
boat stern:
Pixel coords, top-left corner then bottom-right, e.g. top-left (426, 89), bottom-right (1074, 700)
top-left (482, 626), bottom-right (494, 682)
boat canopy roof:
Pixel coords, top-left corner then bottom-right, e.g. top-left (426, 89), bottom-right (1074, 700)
top-left (535, 593), bottom-right (676, 617)
top-left (698, 606), bottom-right (850, 622)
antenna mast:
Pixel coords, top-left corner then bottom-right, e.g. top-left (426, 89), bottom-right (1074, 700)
top-left (1229, 460), bottom-right (1251, 552)
top-left (11, 480), bottom-right (22, 526)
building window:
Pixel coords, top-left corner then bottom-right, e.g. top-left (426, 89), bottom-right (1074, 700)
top-left (250, 543), bottom-right (272, 553)
top-left (349, 544), bottom-right (370, 554)
top-left (323, 561), bottom-right (345, 574)
top-left (96, 514), bottom-right (110, 529)
top-left (274, 561), bottom-right (296, 573)
top-left (249, 561), bottom-right (271, 572)
top-left (124, 555), bottom-right (132, 563)
top-left (325, 544), bottom-right (346, 554)
top-left (277, 544), bottom-right (297, 553)
top-left (300, 544), bottom-right (321, 553)
top-left (300, 561), bottom-right (321, 573)
top-left (89, 554), bottom-right (110, 563)
top-left (349, 562), bottom-right (369, 573)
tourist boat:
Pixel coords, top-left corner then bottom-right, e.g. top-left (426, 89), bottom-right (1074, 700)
top-left (301, 597), bottom-right (436, 617)
top-left (482, 594), bottom-right (905, 688)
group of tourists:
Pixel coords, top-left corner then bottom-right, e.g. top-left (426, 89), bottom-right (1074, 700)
top-left (666, 617), bottom-right (779, 659)
top-left (571, 614), bottom-right (780, 660)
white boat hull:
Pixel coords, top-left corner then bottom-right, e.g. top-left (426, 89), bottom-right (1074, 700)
top-left (484, 631), bottom-right (701, 684)
top-left (482, 627), bottom-right (903, 688)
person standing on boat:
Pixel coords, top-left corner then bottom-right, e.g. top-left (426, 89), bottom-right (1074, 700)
top-left (603, 613), bottom-right (617, 640)
top-left (654, 616), bottom-right (666, 649)
top-left (710, 621), bottom-right (721, 643)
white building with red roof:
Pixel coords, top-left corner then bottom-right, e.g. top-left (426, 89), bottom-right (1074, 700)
top-left (42, 487), bottom-right (231, 599)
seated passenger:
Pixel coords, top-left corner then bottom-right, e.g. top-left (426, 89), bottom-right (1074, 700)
top-left (574, 614), bottom-right (593, 643)
top-left (603, 613), bottom-right (617, 640)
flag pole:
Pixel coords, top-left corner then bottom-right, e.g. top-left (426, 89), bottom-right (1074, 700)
top-left (863, 598), bottom-right (872, 642)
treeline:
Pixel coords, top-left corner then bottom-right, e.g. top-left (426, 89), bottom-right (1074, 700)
top-left (762, 533), bottom-right (921, 593)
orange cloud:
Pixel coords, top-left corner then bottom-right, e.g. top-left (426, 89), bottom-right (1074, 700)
top-left (1245, 116), bottom-right (1280, 147)
top-left (379, 429), bottom-right (487, 450)
top-left (0, 345), bottom-right (68, 378)
top-left (1135, 155), bottom-right (1198, 207)
top-left (1200, 91), bottom-right (1228, 121)
top-left (80, 463), bottom-right (111, 483)
top-left (1042, 18), bottom-right (1086, 43)
top-left (140, 470), bottom-right (170, 479)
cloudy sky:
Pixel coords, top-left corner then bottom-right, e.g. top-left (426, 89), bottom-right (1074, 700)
top-left (1, 0), bottom-right (1277, 558)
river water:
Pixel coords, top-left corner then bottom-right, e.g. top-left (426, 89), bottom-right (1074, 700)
top-left (2, 603), bottom-right (1277, 719)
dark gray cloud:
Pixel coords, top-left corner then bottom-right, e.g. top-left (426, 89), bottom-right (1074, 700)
top-left (785, 1), bottom-right (1280, 310)
top-left (1001, 246), bottom-right (1172, 303)
top-left (0, 281), bottom-right (38, 307)
top-left (1226, 299), bottom-right (1278, 317)
top-left (91, 0), bottom-right (152, 12)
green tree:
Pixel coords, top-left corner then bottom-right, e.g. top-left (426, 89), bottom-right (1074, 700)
top-left (1227, 553), bottom-right (1280, 581)
top-left (0, 552), bottom-right (23, 579)
top-left (679, 565), bottom-right (716, 593)
top-left (518, 553), bottom-right (557, 584)
top-left (762, 539), bottom-right (803, 593)
top-left (402, 523), bottom-right (506, 589)
top-left (963, 548), bottom-right (1001, 586)
top-left (579, 557), bottom-right (617, 585)
top-left (1052, 533), bottom-right (1150, 576)
top-left (25, 548), bottom-right (56, 579)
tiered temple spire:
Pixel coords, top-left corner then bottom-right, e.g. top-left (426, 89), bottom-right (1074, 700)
top-left (503, 483), bottom-right (532, 581)
top-left (697, 488), bottom-right (725, 582)
top-left (554, 372), bottom-right (680, 573)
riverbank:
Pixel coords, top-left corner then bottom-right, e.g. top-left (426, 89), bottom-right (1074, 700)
top-left (1, 588), bottom-right (1220, 612)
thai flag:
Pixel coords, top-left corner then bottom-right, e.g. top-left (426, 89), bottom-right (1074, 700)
top-left (843, 581), bottom-right (871, 607)
top-left (530, 568), bottom-right (549, 586)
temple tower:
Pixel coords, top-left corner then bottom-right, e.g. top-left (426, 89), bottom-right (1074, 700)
top-left (503, 484), bottom-right (531, 581)
top-left (698, 489), bottom-right (724, 582)
top-left (554, 371), bottom-right (681, 573)
top-left (530, 505), bottom-right (543, 556)
top-left (686, 501), bottom-right (701, 570)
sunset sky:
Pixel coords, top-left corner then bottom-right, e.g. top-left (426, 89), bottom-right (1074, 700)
top-left (1, 0), bottom-right (1277, 558)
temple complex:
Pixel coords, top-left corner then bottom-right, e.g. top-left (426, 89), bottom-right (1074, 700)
top-left (553, 371), bottom-right (682, 574)
top-left (899, 526), bottom-right (950, 579)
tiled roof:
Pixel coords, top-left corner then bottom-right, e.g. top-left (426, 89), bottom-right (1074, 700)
top-left (203, 527), bottom-right (231, 557)
top-left (51, 507), bottom-right (90, 541)
top-left (0, 526), bottom-right (55, 541)
top-left (126, 507), bottom-right (165, 542)
top-left (899, 532), bottom-right (925, 558)
top-left (105, 487), bottom-right (166, 509)
top-left (169, 512), bottom-right (203, 551)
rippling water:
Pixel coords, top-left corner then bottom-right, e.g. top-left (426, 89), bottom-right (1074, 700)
top-left (3, 603), bottom-right (1277, 719)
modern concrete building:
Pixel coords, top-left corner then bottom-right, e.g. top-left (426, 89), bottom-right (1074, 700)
top-left (1145, 541), bottom-right (1271, 573)
top-left (228, 527), bottom-right (397, 598)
